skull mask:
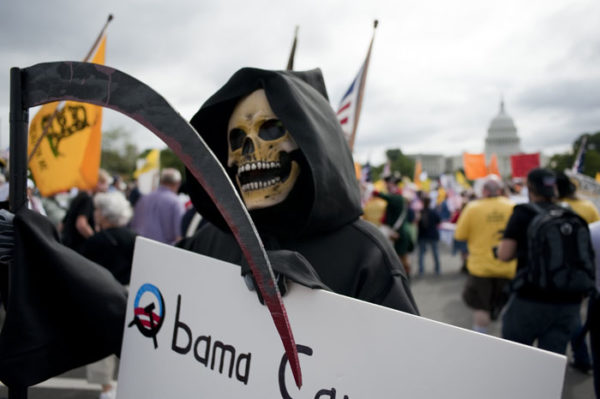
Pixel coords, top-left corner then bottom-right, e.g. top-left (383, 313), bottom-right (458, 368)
top-left (227, 89), bottom-right (300, 210)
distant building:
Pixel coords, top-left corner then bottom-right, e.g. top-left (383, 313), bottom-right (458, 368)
top-left (407, 153), bottom-right (446, 178)
top-left (405, 153), bottom-right (465, 179)
top-left (445, 155), bottom-right (463, 174)
top-left (484, 100), bottom-right (521, 177)
top-left (405, 100), bottom-right (529, 181)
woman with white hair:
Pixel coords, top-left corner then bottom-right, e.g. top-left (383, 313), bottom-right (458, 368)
top-left (81, 191), bottom-right (137, 399)
top-left (82, 191), bottom-right (137, 285)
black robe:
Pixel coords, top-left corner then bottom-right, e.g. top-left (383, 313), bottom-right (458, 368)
top-left (0, 209), bottom-right (127, 387)
top-left (180, 67), bottom-right (418, 315)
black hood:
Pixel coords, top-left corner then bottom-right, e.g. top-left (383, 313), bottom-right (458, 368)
top-left (186, 67), bottom-right (362, 237)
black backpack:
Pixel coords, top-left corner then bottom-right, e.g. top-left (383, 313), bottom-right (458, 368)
top-left (515, 202), bottom-right (596, 296)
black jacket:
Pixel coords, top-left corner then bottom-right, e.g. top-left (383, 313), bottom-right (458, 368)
top-left (180, 67), bottom-right (418, 314)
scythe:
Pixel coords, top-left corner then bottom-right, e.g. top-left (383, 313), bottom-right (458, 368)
top-left (6, 61), bottom-right (302, 396)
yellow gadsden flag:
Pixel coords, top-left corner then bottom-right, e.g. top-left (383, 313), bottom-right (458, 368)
top-left (28, 37), bottom-right (106, 197)
top-left (133, 149), bottom-right (160, 179)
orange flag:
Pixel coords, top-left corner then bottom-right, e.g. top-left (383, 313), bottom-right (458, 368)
top-left (463, 153), bottom-right (487, 180)
top-left (413, 159), bottom-right (422, 189)
top-left (488, 153), bottom-right (500, 176)
top-left (28, 37), bottom-right (106, 197)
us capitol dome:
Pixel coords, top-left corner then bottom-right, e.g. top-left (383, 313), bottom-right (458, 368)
top-left (484, 99), bottom-right (521, 177)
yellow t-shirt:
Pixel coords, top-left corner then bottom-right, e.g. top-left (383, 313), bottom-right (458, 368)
top-left (561, 198), bottom-right (600, 224)
top-left (362, 197), bottom-right (387, 226)
top-left (454, 197), bottom-right (517, 278)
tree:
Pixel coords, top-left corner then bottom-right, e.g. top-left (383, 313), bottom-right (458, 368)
top-left (385, 148), bottom-right (415, 178)
top-left (136, 147), bottom-right (185, 179)
top-left (548, 131), bottom-right (600, 177)
top-left (100, 127), bottom-right (139, 177)
top-left (547, 153), bottom-right (573, 173)
top-left (370, 164), bottom-right (384, 182)
top-left (159, 148), bottom-right (185, 179)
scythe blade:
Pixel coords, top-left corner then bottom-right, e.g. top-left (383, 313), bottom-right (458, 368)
top-left (19, 61), bottom-right (303, 387)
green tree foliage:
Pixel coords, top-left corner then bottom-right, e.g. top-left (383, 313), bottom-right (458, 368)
top-left (385, 148), bottom-right (416, 178)
top-left (160, 148), bottom-right (185, 180)
top-left (584, 149), bottom-right (600, 177)
top-left (135, 148), bottom-right (184, 181)
top-left (547, 153), bottom-right (573, 172)
top-left (371, 164), bottom-right (384, 182)
top-left (100, 127), bottom-right (139, 177)
top-left (365, 148), bottom-right (415, 181)
top-left (548, 131), bottom-right (600, 177)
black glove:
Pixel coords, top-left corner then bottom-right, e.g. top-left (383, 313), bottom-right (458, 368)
top-left (241, 249), bottom-right (330, 305)
top-left (243, 271), bottom-right (287, 305)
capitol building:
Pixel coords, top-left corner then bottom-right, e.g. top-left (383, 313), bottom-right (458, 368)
top-left (408, 99), bottom-right (524, 179)
top-left (484, 100), bottom-right (521, 176)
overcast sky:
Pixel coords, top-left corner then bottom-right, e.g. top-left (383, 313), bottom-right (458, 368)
top-left (2, 0), bottom-right (600, 165)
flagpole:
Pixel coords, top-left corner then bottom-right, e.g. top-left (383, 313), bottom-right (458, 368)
top-left (27, 14), bottom-right (114, 164)
top-left (348, 19), bottom-right (378, 152)
top-left (286, 26), bottom-right (299, 71)
top-left (83, 14), bottom-right (113, 62)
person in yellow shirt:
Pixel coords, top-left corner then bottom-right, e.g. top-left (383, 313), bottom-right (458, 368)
top-left (556, 172), bottom-right (600, 224)
top-left (454, 177), bottom-right (517, 334)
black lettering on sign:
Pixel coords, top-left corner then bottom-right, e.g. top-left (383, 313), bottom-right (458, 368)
top-left (170, 294), bottom-right (252, 385)
top-left (171, 295), bottom-right (192, 354)
top-left (278, 345), bottom-right (351, 399)
top-left (211, 341), bottom-right (236, 377)
top-left (236, 353), bottom-right (251, 385)
top-left (278, 344), bottom-right (313, 399)
top-left (315, 388), bottom-right (336, 398)
top-left (194, 335), bottom-right (211, 366)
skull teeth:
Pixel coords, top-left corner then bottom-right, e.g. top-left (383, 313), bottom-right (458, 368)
top-left (237, 161), bottom-right (281, 175)
top-left (241, 177), bottom-right (281, 192)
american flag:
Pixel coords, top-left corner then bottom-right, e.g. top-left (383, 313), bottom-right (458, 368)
top-left (572, 135), bottom-right (588, 174)
top-left (336, 20), bottom-right (378, 152)
top-left (337, 63), bottom-right (366, 146)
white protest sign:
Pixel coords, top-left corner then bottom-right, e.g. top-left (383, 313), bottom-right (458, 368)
top-left (117, 238), bottom-right (566, 398)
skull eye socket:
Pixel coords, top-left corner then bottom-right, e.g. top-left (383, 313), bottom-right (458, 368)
top-left (258, 119), bottom-right (286, 141)
top-left (229, 128), bottom-right (246, 151)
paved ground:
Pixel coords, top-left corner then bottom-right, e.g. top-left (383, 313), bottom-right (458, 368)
top-left (0, 244), bottom-right (595, 398)
top-left (409, 244), bottom-right (595, 399)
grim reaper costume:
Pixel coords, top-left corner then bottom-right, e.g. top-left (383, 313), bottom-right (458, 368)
top-left (179, 67), bottom-right (418, 314)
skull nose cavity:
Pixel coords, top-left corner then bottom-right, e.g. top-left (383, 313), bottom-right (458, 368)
top-left (242, 137), bottom-right (255, 155)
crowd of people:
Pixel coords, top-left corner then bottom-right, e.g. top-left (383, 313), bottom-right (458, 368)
top-left (3, 167), bottom-right (189, 399)
top-left (4, 161), bottom-right (597, 396)
top-left (4, 160), bottom-right (598, 397)
top-left (0, 65), bottom-right (597, 398)
top-left (363, 167), bottom-right (599, 396)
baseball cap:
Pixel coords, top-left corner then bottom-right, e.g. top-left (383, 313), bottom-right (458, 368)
top-left (527, 168), bottom-right (557, 199)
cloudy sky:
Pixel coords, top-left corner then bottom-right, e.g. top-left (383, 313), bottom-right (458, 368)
top-left (1, 0), bottom-right (600, 165)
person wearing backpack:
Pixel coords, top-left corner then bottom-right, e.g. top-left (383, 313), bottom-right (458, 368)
top-left (497, 168), bottom-right (596, 355)
top-left (557, 171), bottom-right (598, 374)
